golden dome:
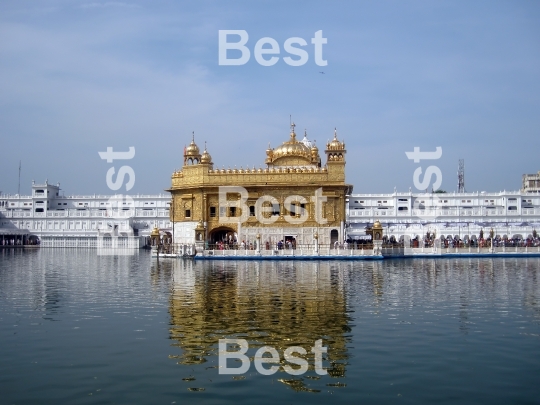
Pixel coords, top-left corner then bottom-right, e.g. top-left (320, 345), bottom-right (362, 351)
top-left (200, 150), bottom-right (211, 163)
top-left (273, 141), bottom-right (311, 159)
top-left (184, 132), bottom-right (203, 166)
top-left (271, 124), bottom-right (311, 161)
top-left (373, 220), bottom-right (383, 229)
top-left (266, 123), bottom-right (322, 167)
top-left (327, 128), bottom-right (345, 150)
top-left (185, 132), bottom-right (201, 157)
top-left (151, 226), bottom-right (160, 236)
top-left (200, 143), bottom-right (212, 164)
top-left (185, 141), bottom-right (200, 156)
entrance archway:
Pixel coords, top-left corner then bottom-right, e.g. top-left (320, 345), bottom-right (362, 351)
top-left (209, 227), bottom-right (237, 246)
top-left (284, 235), bottom-right (296, 249)
top-left (330, 229), bottom-right (339, 245)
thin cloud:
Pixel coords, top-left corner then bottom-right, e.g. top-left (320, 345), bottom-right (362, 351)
top-left (80, 2), bottom-right (142, 10)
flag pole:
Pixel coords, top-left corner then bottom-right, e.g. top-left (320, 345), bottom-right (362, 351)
top-left (18, 160), bottom-right (21, 195)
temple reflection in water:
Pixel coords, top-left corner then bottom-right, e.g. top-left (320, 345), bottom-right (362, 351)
top-left (148, 256), bottom-right (540, 392)
top-left (165, 260), bottom-right (353, 379)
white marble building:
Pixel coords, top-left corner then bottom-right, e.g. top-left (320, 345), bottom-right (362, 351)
top-left (3, 176), bottom-right (540, 248)
top-left (347, 189), bottom-right (540, 241)
top-left (0, 180), bottom-right (171, 247)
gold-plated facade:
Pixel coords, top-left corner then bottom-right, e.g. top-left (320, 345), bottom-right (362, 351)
top-left (168, 125), bottom-right (352, 246)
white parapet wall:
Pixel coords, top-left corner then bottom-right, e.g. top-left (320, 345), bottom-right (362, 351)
top-left (40, 236), bottom-right (143, 248)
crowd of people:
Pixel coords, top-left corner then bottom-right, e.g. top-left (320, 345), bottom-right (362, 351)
top-left (1, 238), bottom-right (40, 246)
top-left (207, 232), bottom-right (540, 251)
top-left (209, 239), bottom-right (298, 250)
top-left (409, 234), bottom-right (540, 249)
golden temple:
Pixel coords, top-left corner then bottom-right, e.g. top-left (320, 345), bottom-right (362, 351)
top-left (168, 124), bottom-right (352, 248)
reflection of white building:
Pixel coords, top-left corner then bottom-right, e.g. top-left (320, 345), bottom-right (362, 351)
top-left (0, 180), bottom-right (171, 247)
top-left (347, 189), bottom-right (540, 241)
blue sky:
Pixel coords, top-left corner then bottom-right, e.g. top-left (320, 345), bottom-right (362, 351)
top-left (1, 1), bottom-right (539, 195)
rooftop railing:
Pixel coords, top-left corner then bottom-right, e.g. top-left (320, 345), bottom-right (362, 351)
top-left (5, 208), bottom-right (170, 218)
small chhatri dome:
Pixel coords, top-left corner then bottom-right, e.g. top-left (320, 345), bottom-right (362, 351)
top-left (200, 141), bottom-right (212, 164)
top-left (311, 139), bottom-right (319, 153)
top-left (184, 131), bottom-right (203, 165)
top-left (327, 128), bottom-right (345, 150)
top-left (185, 132), bottom-right (200, 157)
top-left (373, 220), bottom-right (383, 229)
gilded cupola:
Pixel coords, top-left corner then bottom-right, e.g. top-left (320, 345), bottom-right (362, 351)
top-left (325, 128), bottom-right (346, 163)
top-left (200, 142), bottom-right (213, 165)
top-left (184, 132), bottom-right (202, 165)
top-left (266, 123), bottom-right (321, 168)
top-left (311, 142), bottom-right (321, 167)
top-left (326, 128), bottom-right (345, 150)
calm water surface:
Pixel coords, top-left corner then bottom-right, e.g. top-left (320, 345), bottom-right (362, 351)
top-left (1, 249), bottom-right (539, 404)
